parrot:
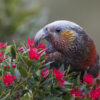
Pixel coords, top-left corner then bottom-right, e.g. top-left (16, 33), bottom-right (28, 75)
top-left (34, 20), bottom-right (100, 77)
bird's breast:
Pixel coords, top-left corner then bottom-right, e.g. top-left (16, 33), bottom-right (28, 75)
top-left (77, 41), bottom-right (97, 70)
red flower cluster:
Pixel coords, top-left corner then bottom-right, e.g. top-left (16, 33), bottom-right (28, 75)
top-left (29, 47), bottom-right (46, 60)
top-left (28, 38), bottom-right (47, 60)
top-left (41, 68), bottom-right (50, 79)
top-left (0, 42), bottom-right (6, 62)
top-left (53, 68), bottom-right (65, 87)
top-left (0, 42), bottom-right (6, 49)
top-left (0, 50), bottom-right (5, 62)
top-left (41, 68), bottom-right (66, 87)
top-left (52, 68), bottom-right (65, 81)
top-left (3, 73), bottom-right (16, 86)
top-left (71, 88), bottom-right (84, 98)
top-left (83, 74), bottom-right (94, 84)
top-left (89, 87), bottom-right (100, 100)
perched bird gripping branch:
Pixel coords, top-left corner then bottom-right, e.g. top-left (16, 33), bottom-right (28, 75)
top-left (34, 20), bottom-right (100, 77)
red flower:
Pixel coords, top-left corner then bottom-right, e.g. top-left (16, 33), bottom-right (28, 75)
top-left (71, 88), bottom-right (84, 98)
top-left (52, 68), bottom-right (65, 81)
top-left (0, 42), bottom-right (6, 49)
top-left (89, 87), bottom-right (100, 100)
top-left (28, 37), bottom-right (47, 60)
top-left (3, 72), bottom-right (16, 86)
top-left (0, 50), bottom-right (5, 62)
top-left (0, 50), bottom-right (3, 58)
top-left (29, 48), bottom-right (46, 60)
top-left (58, 79), bottom-right (65, 87)
top-left (28, 37), bottom-right (34, 48)
top-left (41, 68), bottom-right (50, 79)
top-left (12, 64), bottom-right (16, 68)
top-left (52, 68), bottom-right (66, 87)
top-left (17, 48), bottom-right (24, 53)
top-left (37, 43), bottom-right (46, 49)
top-left (29, 48), bottom-right (41, 60)
top-left (83, 74), bottom-right (94, 84)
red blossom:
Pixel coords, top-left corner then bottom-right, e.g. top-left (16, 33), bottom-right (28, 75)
top-left (29, 48), bottom-right (40, 60)
top-left (41, 68), bottom-right (50, 79)
top-left (0, 50), bottom-right (3, 57)
top-left (28, 37), bottom-right (34, 48)
top-left (37, 43), bottom-right (46, 49)
top-left (17, 48), bottom-right (24, 53)
top-left (3, 73), bottom-right (16, 86)
top-left (29, 48), bottom-right (46, 60)
top-left (52, 68), bottom-right (66, 87)
top-left (83, 74), bottom-right (94, 84)
top-left (71, 88), bottom-right (84, 98)
top-left (58, 79), bottom-right (65, 87)
top-left (52, 68), bottom-right (65, 81)
top-left (12, 64), bottom-right (16, 68)
top-left (89, 87), bottom-right (100, 100)
top-left (0, 42), bottom-right (6, 48)
top-left (29, 48), bottom-right (41, 60)
top-left (0, 50), bottom-right (5, 62)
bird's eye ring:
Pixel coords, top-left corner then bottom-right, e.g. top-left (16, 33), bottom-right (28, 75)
top-left (55, 27), bottom-right (61, 33)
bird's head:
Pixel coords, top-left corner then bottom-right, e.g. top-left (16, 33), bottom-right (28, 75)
top-left (34, 20), bottom-right (88, 53)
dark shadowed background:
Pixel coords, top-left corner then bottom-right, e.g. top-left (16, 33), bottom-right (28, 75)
top-left (0, 0), bottom-right (100, 54)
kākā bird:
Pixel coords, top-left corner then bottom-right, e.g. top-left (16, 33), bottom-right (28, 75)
top-left (34, 20), bottom-right (100, 77)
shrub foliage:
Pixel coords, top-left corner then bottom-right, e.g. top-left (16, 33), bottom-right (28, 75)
top-left (0, 38), bottom-right (100, 100)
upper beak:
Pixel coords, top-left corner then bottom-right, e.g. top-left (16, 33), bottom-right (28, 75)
top-left (34, 28), bottom-right (47, 47)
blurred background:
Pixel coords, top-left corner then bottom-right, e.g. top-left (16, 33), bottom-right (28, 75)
top-left (0, 0), bottom-right (100, 54)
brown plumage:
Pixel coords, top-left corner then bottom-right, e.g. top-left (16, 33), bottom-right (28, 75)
top-left (34, 20), bottom-right (100, 77)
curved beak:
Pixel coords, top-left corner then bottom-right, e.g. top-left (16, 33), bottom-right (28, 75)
top-left (34, 28), bottom-right (47, 47)
top-left (34, 28), bottom-right (56, 53)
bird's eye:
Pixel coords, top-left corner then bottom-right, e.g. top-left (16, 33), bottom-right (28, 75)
top-left (55, 27), bottom-right (61, 33)
top-left (45, 27), bottom-right (48, 31)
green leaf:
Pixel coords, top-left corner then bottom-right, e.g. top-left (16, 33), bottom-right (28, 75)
top-left (66, 65), bottom-right (71, 73)
top-left (21, 90), bottom-right (29, 97)
top-left (43, 61), bottom-right (53, 67)
top-left (35, 63), bottom-right (42, 71)
top-left (63, 93), bottom-right (72, 100)
top-left (14, 68), bottom-right (21, 79)
top-left (42, 78), bottom-right (53, 87)
top-left (39, 54), bottom-right (45, 62)
top-left (45, 95), bottom-right (62, 100)
top-left (21, 93), bottom-right (30, 100)
top-left (4, 66), bottom-right (10, 72)
top-left (71, 96), bottom-right (75, 100)
top-left (23, 56), bottom-right (33, 67)
top-left (64, 81), bottom-right (72, 86)
top-left (60, 64), bottom-right (64, 71)
top-left (36, 70), bottom-right (40, 76)
top-left (4, 45), bottom-right (16, 59)
top-left (18, 66), bottom-right (28, 78)
top-left (0, 85), bottom-right (2, 95)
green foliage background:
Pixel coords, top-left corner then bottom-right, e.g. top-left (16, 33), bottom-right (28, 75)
top-left (0, 0), bottom-right (47, 42)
